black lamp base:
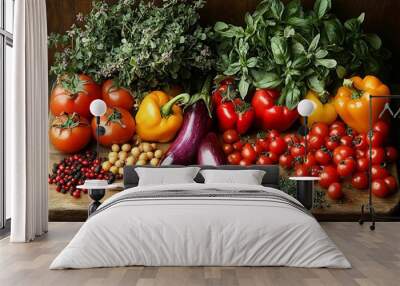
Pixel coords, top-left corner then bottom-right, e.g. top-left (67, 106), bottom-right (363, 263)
top-left (88, 188), bottom-right (105, 216)
top-left (296, 181), bottom-right (314, 210)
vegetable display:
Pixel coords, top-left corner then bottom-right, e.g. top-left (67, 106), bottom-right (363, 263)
top-left (197, 132), bottom-right (226, 166)
top-left (305, 91), bottom-right (337, 126)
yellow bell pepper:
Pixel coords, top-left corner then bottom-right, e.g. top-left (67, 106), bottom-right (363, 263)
top-left (334, 75), bottom-right (390, 134)
top-left (135, 91), bottom-right (190, 143)
top-left (305, 90), bottom-right (337, 127)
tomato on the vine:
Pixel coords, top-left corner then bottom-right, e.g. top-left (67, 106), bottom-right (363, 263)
top-left (337, 158), bottom-right (356, 177)
top-left (325, 136), bottom-right (340, 151)
top-left (340, 135), bottom-right (353, 147)
top-left (327, 183), bottom-right (343, 200)
top-left (308, 134), bottom-right (324, 150)
top-left (266, 129), bottom-right (280, 140)
top-left (315, 148), bottom-right (332, 165)
top-left (257, 155), bottom-right (273, 165)
top-left (283, 134), bottom-right (300, 146)
top-left (279, 153), bottom-right (294, 169)
top-left (384, 176), bottom-right (397, 192)
top-left (355, 149), bottom-right (366, 159)
top-left (366, 147), bottom-right (385, 165)
top-left (295, 165), bottom-right (309, 176)
top-left (373, 120), bottom-right (390, 139)
top-left (385, 146), bottom-right (398, 163)
top-left (253, 142), bottom-right (265, 155)
top-left (227, 152), bottom-right (241, 165)
top-left (353, 134), bottom-right (368, 150)
top-left (303, 153), bottom-right (317, 169)
top-left (256, 133), bottom-right (270, 151)
top-left (319, 166), bottom-right (339, 188)
top-left (367, 131), bottom-right (385, 147)
top-left (333, 146), bottom-right (354, 165)
top-left (290, 144), bottom-right (305, 157)
top-left (330, 121), bottom-right (346, 129)
top-left (329, 125), bottom-right (346, 137)
top-left (371, 165), bottom-right (390, 180)
top-left (356, 157), bottom-right (369, 172)
top-left (351, 172), bottom-right (369, 190)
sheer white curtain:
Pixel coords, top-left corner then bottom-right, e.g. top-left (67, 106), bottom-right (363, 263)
top-left (9, 0), bottom-right (48, 242)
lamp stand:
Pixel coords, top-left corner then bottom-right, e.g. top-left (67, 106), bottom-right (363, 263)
top-left (95, 116), bottom-right (106, 159)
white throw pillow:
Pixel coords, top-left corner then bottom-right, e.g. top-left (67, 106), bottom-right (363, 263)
top-left (200, 169), bottom-right (266, 185)
top-left (136, 167), bottom-right (200, 186)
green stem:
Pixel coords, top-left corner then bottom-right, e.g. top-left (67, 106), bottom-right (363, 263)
top-left (343, 78), bottom-right (362, 99)
top-left (186, 76), bottom-right (213, 117)
top-left (160, 93), bottom-right (191, 117)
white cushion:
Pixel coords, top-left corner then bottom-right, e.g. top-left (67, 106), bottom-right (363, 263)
top-left (200, 169), bottom-right (266, 185)
top-left (136, 167), bottom-right (200, 186)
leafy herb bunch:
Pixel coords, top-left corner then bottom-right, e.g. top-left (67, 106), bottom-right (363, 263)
top-left (49, 0), bottom-right (215, 96)
top-left (214, 0), bottom-right (390, 108)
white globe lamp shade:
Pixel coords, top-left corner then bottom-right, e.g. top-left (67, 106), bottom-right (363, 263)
top-left (90, 99), bottom-right (107, 117)
top-left (297, 99), bottom-right (315, 117)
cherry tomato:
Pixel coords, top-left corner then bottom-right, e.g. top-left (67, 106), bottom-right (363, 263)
top-left (279, 153), bottom-right (294, 169)
top-left (325, 136), bottom-right (340, 151)
top-left (315, 148), bottom-right (332, 165)
top-left (290, 144), bottom-right (305, 157)
top-left (384, 176), bottom-right (397, 193)
top-left (308, 134), bottom-right (324, 150)
top-left (357, 157), bottom-right (369, 172)
top-left (232, 141), bottom-right (244, 152)
top-left (311, 122), bottom-right (329, 138)
top-left (373, 120), bottom-right (390, 139)
top-left (329, 125), bottom-right (346, 137)
top-left (222, 143), bottom-right (234, 155)
top-left (319, 166), bottom-right (339, 188)
top-left (223, 129), bottom-right (239, 144)
top-left (351, 172), bottom-right (369, 190)
top-left (366, 147), bottom-right (385, 165)
top-left (227, 152), bottom-right (241, 165)
top-left (372, 179), bottom-right (390, 198)
top-left (337, 158), bottom-right (356, 177)
top-left (367, 131), bottom-right (384, 147)
top-left (371, 165), bottom-right (389, 180)
top-left (267, 129), bottom-right (280, 140)
top-left (295, 165), bottom-right (309, 176)
top-left (265, 152), bottom-right (279, 164)
top-left (303, 153), bottom-right (317, 169)
top-left (310, 165), bottom-right (322, 177)
top-left (241, 143), bottom-right (257, 163)
top-left (256, 134), bottom-right (270, 151)
top-left (353, 134), bottom-right (368, 150)
top-left (385, 146), bottom-right (398, 163)
top-left (283, 134), bottom-right (300, 146)
top-left (333, 146), bottom-right (354, 165)
top-left (330, 121), bottom-right (346, 129)
top-left (240, 158), bottom-right (253, 166)
top-left (253, 142), bottom-right (265, 155)
top-left (257, 155), bottom-right (273, 165)
top-left (340, 135), bottom-right (353, 147)
top-left (269, 137), bottom-right (287, 155)
top-left (327, 183), bottom-right (343, 200)
top-left (355, 149), bottom-right (366, 159)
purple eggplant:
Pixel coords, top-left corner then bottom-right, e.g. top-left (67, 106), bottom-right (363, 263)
top-left (160, 102), bottom-right (210, 165)
top-left (197, 132), bottom-right (226, 166)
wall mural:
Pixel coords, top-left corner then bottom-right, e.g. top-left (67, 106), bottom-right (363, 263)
top-left (47, 0), bottom-right (400, 221)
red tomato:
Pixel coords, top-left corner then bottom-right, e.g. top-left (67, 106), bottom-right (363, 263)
top-left (385, 146), bottom-right (398, 163)
top-left (256, 134), bottom-right (270, 151)
top-left (241, 143), bottom-right (257, 163)
top-left (319, 166), bottom-right (339, 188)
top-left (295, 165), bottom-right (309, 177)
top-left (266, 129), bottom-right (280, 140)
top-left (227, 152), bottom-right (242, 165)
top-left (257, 155), bottom-right (273, 165)
top-left (353, 134), bottom-right (368, 150)
top-left (240, 158), bottom-right (253, 166)
top-left (222, 144), bottom-right (234, 155)
top-left (372, 179), bottom-right (390, 198)
top-left (311, 122), bottom-right (329, 138)
top-left (223, 129), bottom-right (239, 144)
top-left (329, 125), bottom-right (346, 137)
top-left (330, 121), bottom-right (346, 129)
top-left (325, 136), bottom-right (340, 151)
top-left (233, 140), bottom-right (244, 151)
top-left (283, 133), bottom-right (300, 146)
top-left (351, 172), bottom-right (369, 190)
top-left (366, 147), bottom-right (385, 165)
top-left (308, 134), bottom-right (324, 150)
top-left (303, 153), bottom-right (317, 169)
top-left (253, 142), bottom-right (265, 155)
top-left (373, 120), bottom-right (390, 139)
top-left (310, 165), bottom-right (322, 177)
top-left (367, 131), bottom-right (385, 147)
top-left (290, 144), bottom-right (305, 157)
top-left (102, 79), bottom-right (135, 110)
top-left (384, 176), bottom-right (397, 192)
top-left (269, 137), bottom-right (287, 155)
top-left (371, 165), bottom-right (390, 180)
top-left (356, 157), bottom-right (369, 172)
top-left (340, 135), bottom-right (353, 147)
top-left (91, 107), bottom-right (136, 146)
top-left (265, 152), bottom-right (279, 164)
top-left (211, 79), bottom-right (235, 107)
top-left (315, 148), bottom-right (332, 165)
top-left (355, 149), bottom-right (366, 159)
top-left (337, 158), bottom-right (356, 177)
top-left (279, 153), bottom-right (294, 169)
top-left (333, 146), bottom-right (354, 165)
top-left (327, 183), bottom-right (343, 200)
top-left (50, 74), bottom-right (102, 119)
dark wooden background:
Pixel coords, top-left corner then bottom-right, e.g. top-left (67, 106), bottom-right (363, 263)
top-left (46, 0), bottom-right (400, 79)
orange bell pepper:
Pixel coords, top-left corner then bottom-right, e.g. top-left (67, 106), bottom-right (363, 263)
top-left (334, 76), bottom-right (390, 134)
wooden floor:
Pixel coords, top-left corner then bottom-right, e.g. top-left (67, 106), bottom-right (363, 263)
top-left (0, 222), bottom-right (399, 286)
